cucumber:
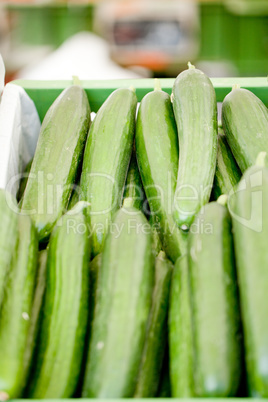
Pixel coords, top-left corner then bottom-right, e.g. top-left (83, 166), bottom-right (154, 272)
top-left (28, 202), bottom-right (91, 398)
top-left (0, 189), bottom-right (19, 308)
top-left (189, 199), bottom-right (242, 396)
top-left (172, 63), bottom-right (218, 230)
top-left (0, 214), bottom-right (38, 399)
top-left (82, 200), bottom-right (154, 398)
top-left (136, 81), bottom-right (187, 263)
top-left (231, 155), bottom-right (268, 397)
top-left (222, 86), bottom-right (268, 173)
top-left (213, 129), bottom-right (241, 199)
top-left (80, 88), bottom-right (137, 257)
top-left (135, 251), bottom-right (172, 397)
top-left (20, 85), bottom-right (91, 242)
top-left (123, 152), bottom-right (145, 212)
top-left (169, 254), bottom-right (194, 397)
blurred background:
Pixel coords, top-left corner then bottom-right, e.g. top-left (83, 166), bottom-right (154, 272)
top-left (0, 0), bottom-right (267, 82)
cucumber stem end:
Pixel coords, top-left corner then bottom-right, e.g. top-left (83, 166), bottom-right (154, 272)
top-left (217, 194), bottom-right (228, 206)
top-left (187, 61), bottom-right (195, 70)
top-left (154, 78), bottom-right (162, 91)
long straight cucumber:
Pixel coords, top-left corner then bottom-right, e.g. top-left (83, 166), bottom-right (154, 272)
top-left (80, 88), bottom-right (137, 257)
top-left (189, 199), bottom-right (242, 396)
top-left (28, 202), bottom-right (91, 398)
top-left (135, 251), bottom-right (172, 397)
top-left (136, 82), bottom-right (187, 263)
top-left (169, 254), bottom-right (194, 397)
top-left (213, 129), bottom-right (241, 199)
top-left (21, 85), bottom-right (91, 242)
top-left (172, 63), bottom-right (218, 230)
top-left (231, 154), bottom-right (268, 396)
top-left (0, 214), bottom-right (38, 399)
top-left (222, 86), bottom-right (268, 172)
top-left (0, 190), bottom-right (18, 308)
top-left (82, 200), bottom-right (154, 398)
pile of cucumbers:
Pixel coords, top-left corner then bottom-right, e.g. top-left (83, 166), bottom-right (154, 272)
top-left (0, 64), bottom-right (268, 400)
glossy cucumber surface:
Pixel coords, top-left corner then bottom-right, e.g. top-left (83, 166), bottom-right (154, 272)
top-left (80, 88), bottom-right (137, 257)
top-left (82, 203), bottom-right (154, 398)
top-left (28, 202), bottom-right (91, 398)
top-left (136, 87), bottom-right (187, 263)
top-left (189, 201), bottom-right (242, 397)
top-left (222, 87), bottom-right (268, 173)
top-left (231, 162), bottom-right (268, 397)
top-left (21, 85), bottom-right (91, 242)
top-left (172, 65), bottom-right (217, 230)
top-left (0, 214), bottom-right (38, 399)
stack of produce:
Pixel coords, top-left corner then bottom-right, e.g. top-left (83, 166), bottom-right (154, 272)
top-left (0, 64), bottom-right (268, 400)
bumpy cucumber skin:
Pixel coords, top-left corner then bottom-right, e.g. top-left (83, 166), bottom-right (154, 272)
top-left (82, 206), bottom-right (154, 398)
top-left (213, 130), bottom-right (241, 199)
top-left (0, 214), bottom-right (38, 398)
top-left (21, 85), bottom-right (91, 242)
top-left (136, 89), bottom-right (187, 263)
top-left (28, 203), bottom-right (91, 398)
top-left (135, 251), bottom-right (172, 397)
top-left (80, 88), bottom-right (137, 257)
top-left (172, 67), bottom-right (218, 229)
top-left (169, 254), bottom-right (194, 397)
top-left (189, 202), bottom-right (242, 397)
top-left (232, 165), bottom-right (268, 397)
top-left (0, 189), bottom-right (18, 308)
top-left (123, 152), bottom-right (145, 212)
top-left (222, 88), bottom-right (268, 173)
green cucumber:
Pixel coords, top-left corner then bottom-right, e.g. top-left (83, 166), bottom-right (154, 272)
top-left (136, 81), bottom-right (187, 263)
top-left (82, 200), bottom-right (154, 398)
top-left (172, 63), bottom-right (218, 230)
top-left (0, 214), bottom-right (38, 399)
top-left (0, 190), bottom-right (19, 309)
top-left (213, 129), bottom-right (241, 199)
top-left (169, 254), bottom-right (194, 397)
top-left (123, 152), bottom-right (145, 212)
top-left (28, 202), bottom-right (91, 398)
top-left (189, 199), bottom-right (242, 396)
top-left (21, 85), bottom-right (91, 242)
top-left (135, 251), bottom-right (172, 397)
top-left (222, 86), bottom-right (268, 173)
top-left (231, 155), bottom-right (268, 397)
top-left (80, 88), bottom-right (137, 257)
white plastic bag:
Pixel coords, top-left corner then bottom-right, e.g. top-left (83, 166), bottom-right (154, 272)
top-left (0, 83), bottom-right (41, 197)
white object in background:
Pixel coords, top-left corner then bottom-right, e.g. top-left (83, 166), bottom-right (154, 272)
top-left (17, 32), bottom-right (142, 80)
top-left (0, 54), bottom-right (5, 98)
top-left (0, 84), bottom-right (41, 197)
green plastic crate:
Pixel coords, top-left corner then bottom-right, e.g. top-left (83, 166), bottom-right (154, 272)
top-left (12, 77), bottom-right (268, 123)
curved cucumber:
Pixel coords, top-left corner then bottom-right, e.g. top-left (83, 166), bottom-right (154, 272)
top-left (213, 129), bottom-right (241, 199)
top-left (136, 85), bottom-right (187, 263)
top-left (222, 87), bottom-right (268, 173)
top-left (0, 214), bottom-right (38, 399)
top-left (172, 64), bottom-right (218, 230)
top-left (135, 251), bottom-right (172, 397)
top-left (28, 202), bottom-right (91, 398)
top-left (231, 162), bottom-right (268, 397)
top-left (80, 88), bottom-right (137, 257)
top-left (189, 201), bottom-right (242, 396)
top-left (123, 152), bottom-right (145, 212)
top-left (21, 85), bottom-right (91, 242)
top-left (169, 254), bottom-right (194, 397)
top-left (82, 203), bottom-right (154, 398)
top-left (0, 190), bottom-right (19, 308)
